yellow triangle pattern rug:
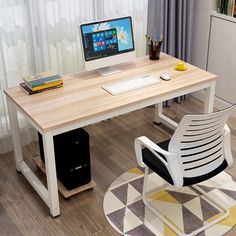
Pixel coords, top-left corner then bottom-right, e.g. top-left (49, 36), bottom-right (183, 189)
top-left (103, 167), bottom-right (236, 235)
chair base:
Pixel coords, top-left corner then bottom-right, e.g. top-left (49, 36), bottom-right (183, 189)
top-left (142, 166), bottom-right (230, 236)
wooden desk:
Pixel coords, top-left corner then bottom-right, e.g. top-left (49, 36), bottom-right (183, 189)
top-left (4, 53), bottom-right (216, 217)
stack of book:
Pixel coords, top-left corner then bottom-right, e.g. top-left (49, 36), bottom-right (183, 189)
top-left (19, 71), bottom-right (63, 95)
top-left (217, 0), bottom-right (236, 17)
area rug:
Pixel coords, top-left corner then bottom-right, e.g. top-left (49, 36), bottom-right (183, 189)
top-left (103, 167), bottom-right (236, 236)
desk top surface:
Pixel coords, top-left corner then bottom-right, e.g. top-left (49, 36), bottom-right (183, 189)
top-left (4, 53), bottom-right (217, 132)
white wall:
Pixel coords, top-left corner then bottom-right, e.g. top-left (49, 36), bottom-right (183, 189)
top-left (191, 0), bottom-right (217, 69)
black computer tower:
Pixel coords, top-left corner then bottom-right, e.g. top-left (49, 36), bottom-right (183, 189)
top-left (38, 128), bottom-right (91, 190)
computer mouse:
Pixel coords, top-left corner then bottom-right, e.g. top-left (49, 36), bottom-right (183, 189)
top-left (160, 73), bottom-right (171, 81)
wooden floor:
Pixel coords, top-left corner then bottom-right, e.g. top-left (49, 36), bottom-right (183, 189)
top-left (1, 97), bottom-right (236, 236)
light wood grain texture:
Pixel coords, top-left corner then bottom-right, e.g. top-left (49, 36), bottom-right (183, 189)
top-left (0, 97), bottom-right (236, 235)
top-left (4, 53), bottom-right (216, 132)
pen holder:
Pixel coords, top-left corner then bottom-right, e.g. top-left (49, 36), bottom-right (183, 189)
top-left (149, 43), bottom-right (161, 60)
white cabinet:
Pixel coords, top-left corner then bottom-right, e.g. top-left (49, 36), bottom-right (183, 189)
top-left (207, 12), bottom-right (236, 104)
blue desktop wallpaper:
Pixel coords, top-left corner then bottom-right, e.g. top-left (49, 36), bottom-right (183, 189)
top-left (81, 18), bottom-right (133, 51)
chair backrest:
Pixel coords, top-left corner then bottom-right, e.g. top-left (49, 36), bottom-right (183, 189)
top-left (168, 105), bottom-right (235, 180)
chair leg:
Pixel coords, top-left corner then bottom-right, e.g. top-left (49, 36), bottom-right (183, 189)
top-left (142, 166), bottom-right (149, 199)
top-left (141, 170), bottom-right (230, 236)
top-left (190, 185), bottom-right (230, 235)
top-left (142, 166), bottom-right (186, 236)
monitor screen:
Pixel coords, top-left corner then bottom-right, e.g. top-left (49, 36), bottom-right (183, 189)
top-left (80, 16), bottom-right (135, 62)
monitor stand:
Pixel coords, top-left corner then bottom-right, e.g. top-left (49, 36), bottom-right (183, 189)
top-left (97, 66), bottom-right (121, 77)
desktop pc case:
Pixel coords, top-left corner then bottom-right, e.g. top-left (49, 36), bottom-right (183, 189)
top-left (38, 128), bottom-right (91, 190)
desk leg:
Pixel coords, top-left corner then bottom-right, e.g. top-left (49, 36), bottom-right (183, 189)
top-left (154, 102), bottom-right (178, 130)
top-left (7, 98), bottom-right (23, 172)
top-left (154, 103), bottom-right (163, 124)
top-left (42, 132), bottom-right (60, 217)
top-left (204, 82), bottom-right (216, 113)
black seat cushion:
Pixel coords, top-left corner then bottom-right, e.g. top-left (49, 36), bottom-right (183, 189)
top-left (183, 159), bottom-right (228, 186)
top-left (142, 139), bottom-right (174, 185)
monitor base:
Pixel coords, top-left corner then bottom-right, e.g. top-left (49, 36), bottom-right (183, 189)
top-left (97, 66), bottom-right (121, 77)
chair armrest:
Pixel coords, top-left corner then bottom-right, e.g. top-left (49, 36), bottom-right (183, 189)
top-left (135, 136), bottom-right (171, 167)
top-left (134, 136), bottom-right (183, 188)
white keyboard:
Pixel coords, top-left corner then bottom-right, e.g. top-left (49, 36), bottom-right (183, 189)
top-left (102, 75), bottom-right (161, 95)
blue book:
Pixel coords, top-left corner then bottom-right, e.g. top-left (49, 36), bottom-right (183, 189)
top-left (23, 74), bottom-right (62, 88)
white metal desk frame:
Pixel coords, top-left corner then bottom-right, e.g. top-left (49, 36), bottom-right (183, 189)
top-left (6, 81), bottom-right (215, 217)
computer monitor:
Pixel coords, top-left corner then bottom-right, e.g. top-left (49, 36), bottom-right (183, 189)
top-left (80, 16), bottom-right (136, 76)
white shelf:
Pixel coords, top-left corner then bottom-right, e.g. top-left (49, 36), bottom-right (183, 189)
top-left (211, 11), bottom-right (236, 23)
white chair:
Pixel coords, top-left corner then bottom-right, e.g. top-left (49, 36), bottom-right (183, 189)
top-left (135, 105), bottom-right (235, 236)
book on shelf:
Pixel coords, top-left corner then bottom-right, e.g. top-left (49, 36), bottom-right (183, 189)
top-left (234, 0), bottom-right (236, 17)
top-left (217, 0), bottom-right (222, 13)
top-left (217, 0), bottom-right (236, 16)
top-left (222, 0), bottom-right (228, 14)
top-left (227, 0), bottom-right (234, 15)
top-left (23, 71), bottom-right (62, 88)
top-left (19, 82), bottom-right (63, 95)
